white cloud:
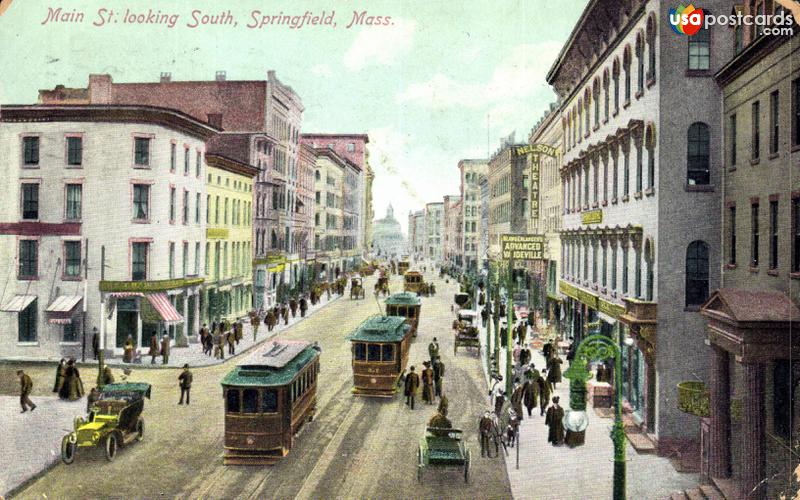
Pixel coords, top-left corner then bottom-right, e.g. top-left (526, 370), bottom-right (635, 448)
top-left (343, 19), bottom-right (416, 72)
top-left (396, 41), bottom-right (562, 110)
top-left (311, 63), bottom-right (333, 77)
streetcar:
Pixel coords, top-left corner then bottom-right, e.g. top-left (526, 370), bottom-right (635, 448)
top-left (385, 292), bottom-right (422, 337)
top-left (403, 271), bottom-right (425, 293)
top-left (398, 260), bottom-right (410, 275)
top-left (221, 339), bottom-right (321, 465)
top-left (347, 315), bottom-right (412, 397)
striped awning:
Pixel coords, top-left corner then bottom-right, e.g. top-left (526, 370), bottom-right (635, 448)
top-left (146, 293), bottom-right (184, 323)
top-left (49, 317), bottom-right (74, 325)
top-left (109, 292), bottom-right (144, 298)
top-left (46, 295), bottom-right (83, 313)
top-left (0, 295), bottom-right (36, 312)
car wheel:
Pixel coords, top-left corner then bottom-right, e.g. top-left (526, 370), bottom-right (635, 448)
top-left (61, 435), bottom-right (76, 464)
top-left (105, 433), bottom-right (118, 461)
top-left (136, 417), bottom-right (145, 441)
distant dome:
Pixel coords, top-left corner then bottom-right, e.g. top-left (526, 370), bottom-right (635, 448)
top-left (372, 204), bottom-right (405, 258)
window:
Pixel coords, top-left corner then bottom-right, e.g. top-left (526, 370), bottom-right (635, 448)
top-left (793, 78), bottom-right (800, 147)
top-left (347, 142), bottom-right (355, 152)
top-left (196, 151), bottom-right (202, 177)
top-left (242, 389), bottom-right (258, 413)
top-left (602, 157), bottom-right (608, 202)
top-left (261, 389), bottom-right (278, 413)
top-left (195, 242), bottom-right (200, 275)
top-left (686, 241), bottom-right (709, 306)
top-left (729, 206), bottom-right (737, 265)
top-left (635, 135), bottom-right (643, 192)
top-left (67, 136), bottom-right (82, 165)
top-left (22, 183), bottom-right (39, 220)
top-left (593, 79), bottom-right (600, 127)
top-left (23, 137), bottom-right (39, 165)
top-left (623, 147), bottom-right (630, 196)
top-left (647, 17), bottom-right (656, 81)
top-left (592, 242), bottom-right (598, 283)
top-left (182, 191), bottom-right (189, 224)
top-left (751, 202), bottom-right (760, 267)
top-left (381, 344), bottom-right (395, 362)
top-left (184, 147), bottom-right (190, 175)
top-left (65, 184), bottom-right (82, 220)
top-left (646, 128), bottom-right (655, 190)
top-left (134, 137), bottom-right (150, 166)
top-left (195, 193), bottom-right (201, 223)
top-left (730, 114), bottom-right (737, 166)
top-left (133, 184), bottom-right (149, 221)
top-left (622, 244), bottom-right (629, 294)
top-left (224, 198), bottom-right (229, 225)
top-left (18, 299), bottom-right (37, 342)
top-left (770, 200), bottom-right (778, 270)
top-left (688, 27), bottom-right (710, 70)
top-left (623, 47), bottom-right (631, 103)
top-left (612, 152), bottom-right (619, 199)
top-left (635, 247), bottom-right (642, 298)
top-left (206, 195), bottom-right (210, 223)
top-left (752, 101), bottom-right (761, 160)
top-left (770, 90), bottom-right (779, 155)
top-left (132, 242), bottom-right (148, 281)
top-left (170, 143), bottom-right (176, 172)
top-left (611, 245), bottom-right (617, 290)
top-left (63, 320), bottom-right (78, 342)
top-left (169, 242), bottom-right (175, 279)
top-left (687, 122), bottom-right (710, 185)
top-left (215, 195), bottom-right (220, 224)
top-left (226, 389), bottom-right (240, 413)
top-left (19, 240), bottom-right (38, 278)
top-left (64, 241), bottom-right (81, 277)
top-left (182, 241), bottom-right (189, 277)
top-left (354, 342), bottom-right (366, 361)
top-left (169, 187), bottom-right (176, 222)
top-left (601, 244), bottom-right (607, 287)
top-left (636, 34), bottom-right (644, 94)
top-left (613, 59), bottom-right (620, 113)
top-left (793, 198), bottom-right (800, 273)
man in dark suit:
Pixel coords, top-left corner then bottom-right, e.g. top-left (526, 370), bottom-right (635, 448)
top-left (18, 370), bottom-right (36, 413)
top-left (545, 396), bottom-right (565, 446)
top-left (404, 365), bottom-right (420, 409)
top-left (178, 364), bottom-right (193, 405)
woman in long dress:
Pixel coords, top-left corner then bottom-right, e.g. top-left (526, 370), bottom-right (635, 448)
top-left (53, 358), bottom-right (66, 393)
top-left (123, 335), bottom-right (134, 363)
top-left (59, 359), bottom-right (84, 400)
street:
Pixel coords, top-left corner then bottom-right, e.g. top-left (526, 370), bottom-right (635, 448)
top-left (11, 272), bottom-right (512, 499)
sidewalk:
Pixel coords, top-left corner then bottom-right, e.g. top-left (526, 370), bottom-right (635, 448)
top-left (102, 293), bottom-right (340, 369)
top-left (475, 305), bottom-right (699, 500)
top-left (1, 396), bottom-right (84, 496)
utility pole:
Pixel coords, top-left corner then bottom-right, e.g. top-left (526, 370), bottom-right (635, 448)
top-left (505, 259), bottom-right (514, 396)
top-left (97, 246), bottom-right (105, 387)
top-left (492, 264), bottom-right (500, 375)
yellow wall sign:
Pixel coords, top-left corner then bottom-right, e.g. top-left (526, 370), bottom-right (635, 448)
top-left (500, 234), bottom-right (545, 261)
top-left (581, 209), bottom-right (603, 225)
top-left (206, 227), bottom-right (229, 239)
top-left (515, 144), bottom-right (559, 156)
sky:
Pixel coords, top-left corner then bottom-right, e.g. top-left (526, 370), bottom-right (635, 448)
top-left (0, 0), bottom-right (587, 234)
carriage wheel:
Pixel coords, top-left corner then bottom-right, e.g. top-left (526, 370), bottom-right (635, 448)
top-left (104, 433), bottom-right (118, 461)
top-left (136, 417), bottom-right (145, 442)
top-left (61, 435), bottom-right (76, 464)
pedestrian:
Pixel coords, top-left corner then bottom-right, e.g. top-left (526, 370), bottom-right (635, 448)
top-left (234, 321), bottom-right (243, 345)
top-left (404, 365), bottom-right (419, 409)
top-left (421, 361), bottom-right (434, 404)
top-left (227, 327), bottom-right (236, 355)
top-left (517, 321), bottom-right (527, 346)
top-left (300, 296), bottom-right (308, 317)
top-left (178, 364), bottom-right (193, 405)
top-left (60, 359), bottom-right (84, 401)
top-left (494, 389), bottom-right (506, 417)
top-left (547, 354), bottom-right (563, 390)
top-left (199, 324), bottom-right (209, 355)
top-left (123, 335), bottom-right (134, 363)
top-left (87, 386), bottom-right (100, 413)
top-left (537, 370), bottom-right (551, 416)
top-left (53, 358), bottom-right (66, 394)
top-left (289, 298), bottom-right (298, 318)
top-left (566, 337), bottom-right (577, 365)
top-left (510, 378), bottom-right (525, 421)
top-left (250, 314), bottom-right (260, 342)
top-left (522, 370), bottom-right (540, 417)
top-left (161, 334), bottom-right (170, 365)
top-left (481, 307), bottom-right (489, 328)
top-left (479, 410), bottom-right (495, 457)
top-left (18, 370), bottom-right (36, 413)
top-left (101, 366), bottom-right (115, 386)
top-left (149, 333), bottom-right (160, 364)
top-left (428, 337), bottom-right (439, 364)
top-left (520, 344), bottom-right (532, 367)
top-left (545, 396), bottom-right (565, 446)
top-left (282, 303), bottom-right (289, 325)
top-left (432, 356), bottom-right (445, 398)
top-left (91, 327), bottom-right (99, 360)
top-left (506, 409), bottom-right (520, 447)
top-left (512, 342), bottom-right (521, 366)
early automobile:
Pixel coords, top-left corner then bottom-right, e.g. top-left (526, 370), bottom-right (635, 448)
top-left (454, 310), bottom-right (480, 355)
top-left (385, 292), bottom-right (422, 338)
top-left (221, 340), bottom-right (321, 465)
top-left (350, 277), bottom-right (365, 300)
top-left (417, 427), bottom-right (470, 483)
top-left (347, 315), bottom-right (412, 397)
top-left (61, 382), bottom-right (151, 464)
top-left (403, 271), bottom-right (425, 294)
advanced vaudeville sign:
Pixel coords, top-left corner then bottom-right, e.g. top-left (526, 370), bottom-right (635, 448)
top-left (500, 234), bottom-right (545, 261)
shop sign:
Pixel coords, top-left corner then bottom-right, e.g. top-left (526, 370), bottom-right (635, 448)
top-left (516, 143), bottom-right (558, 221)
top-left (206, 227), bottom-right (229, 239)
top-left (100, 277), bottom-right (204, 293)
top-left (581, 209), bottom-right (603, 225)
top-left (558, 280), bottom-right (598, 309)
top-left (598, 298), bottom-right (625, 319)
top-left (500, 234), bottom-right (545, 261)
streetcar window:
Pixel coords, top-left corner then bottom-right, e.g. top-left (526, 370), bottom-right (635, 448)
top-left (243, 389), bottom-right (259, 413)
top-left (368, 343), bottom-right (381, 361)
top-left (382, 344), bottom-right (395, 362)
top-left (354, 342), bottom-right (366, 360)
top-left (226, 389), bottom-right (240, 413)
top-left (261, 389), bottom-right (278, 413)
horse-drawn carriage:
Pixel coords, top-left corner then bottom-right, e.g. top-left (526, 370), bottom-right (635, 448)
top-left (375, 275), bottom-right (390, 296)
top-left (61, 383), bottom-right (151, 463)
top-left (417, 427), bottom-right (470, 483)
top-left (350, 277), bottom-right (365, 300)
top-left (453, 310), bottom-right (480, 355)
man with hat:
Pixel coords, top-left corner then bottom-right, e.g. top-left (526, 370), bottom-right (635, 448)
top-left (421, 361), bottom-right (435, 404)
top-left (404, 365), bottom-right (420, 409)
top-left (17, 370), bottom-right (36, 413)
top-left (178, 364), bottom-right (193, 405)
top-left (545, 396), bottom-right (565, 446)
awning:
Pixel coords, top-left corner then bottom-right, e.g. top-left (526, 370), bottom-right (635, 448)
top-left (46, 295), bottom-right (83, 314)
top-left (49, 317), bottom-right (74, 325)
top-left (109, 292), bottom-right (144, 298)
top-left (1, 295), bottom-right (36, 312)
top-left (217, 284), bottom-right (232, 292)
top-left (146, 293), bottom-right (184, 323)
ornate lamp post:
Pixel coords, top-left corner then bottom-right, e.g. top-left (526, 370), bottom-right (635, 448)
top-left (562, 333), bottom-right (631, 500)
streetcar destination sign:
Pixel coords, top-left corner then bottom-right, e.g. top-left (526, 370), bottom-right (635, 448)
top-left (500, 234), bottom-right (545, 261)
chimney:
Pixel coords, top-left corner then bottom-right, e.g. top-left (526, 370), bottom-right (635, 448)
top-left (88, 74), bottom-right (113, 103)
top-left (160, 72), bottom-right (172, 83)
top-left (267, 70), bottom-right (276, 81)
top-left (215, 71), bottom-right (226, 82)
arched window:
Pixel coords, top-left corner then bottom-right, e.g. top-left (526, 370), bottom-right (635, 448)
top-left (645, 239), bottom-right (654, 301)
top-left (687, 122), bottom-right (710, 185)
top-left (315, 169), bottom-right (320, 181)
top-left (646, 15), bottom-right (657, 82)
top-left (584, 89), bottom-right (591, 133)
top-left (623, 46), bottom-right (632, 103)
top-left (635, 33), bottom-right (645, 94)
top-left (686, 240), bottom-right (709, 306)
top-left (593, 78), bottom-right (600, 127)
top-left (612, 58), bottom-right (621, 113)
top-left (271, 230), bottom-right (278, 249)
top-left (688, 20), bottom-right (711, 70)
top-left (602, 69), bottom-right (610, 122)
top-left (645, 124), bottom-right (656, 190)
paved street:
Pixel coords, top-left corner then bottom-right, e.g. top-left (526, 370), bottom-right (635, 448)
top-left (10, 272), bottom-right (512, 499)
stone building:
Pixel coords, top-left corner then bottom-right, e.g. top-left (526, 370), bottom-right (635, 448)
top-left (700, 18), bottom-right (800, 500)
top-left (442, 195), bottom-right (463, 268)
top-left (488, 141), bottom-right (529, 258)
top-left (311, 147), bottom-right (348, 280)
top-left (458, 159), bottom-right (489, 272)
top-left (424, 202), bottom-right (444, 264)
top-left (371, 205), bottom-right (406, 259)
top-left (548, 0), bottom-right (732, 459)
top-left (408, 210), bottom-right (425, 259)
top-left (0, 105), bottom-right (218, 360)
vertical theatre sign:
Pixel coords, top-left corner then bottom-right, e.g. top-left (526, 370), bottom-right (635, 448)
top-left (515, 143), bottom-right (558, 220)
top-left (500, 234), bottom-right (545, 261)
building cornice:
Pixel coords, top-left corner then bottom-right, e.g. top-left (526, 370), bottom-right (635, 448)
top-left (205, 154), bottom-right (259, 178)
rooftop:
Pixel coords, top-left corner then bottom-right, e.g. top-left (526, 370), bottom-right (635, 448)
top-left (385, 292), bottom-right (421, 306)
top-left (221, 340), bottom-right (320, 388)
top-left (346, 315), bottom-right (411, 343)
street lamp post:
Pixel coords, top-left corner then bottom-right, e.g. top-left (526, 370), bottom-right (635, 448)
top-left (505, 259), bottom-right (514, 396)
top-left (562, 333), bottom-right (629, 500)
